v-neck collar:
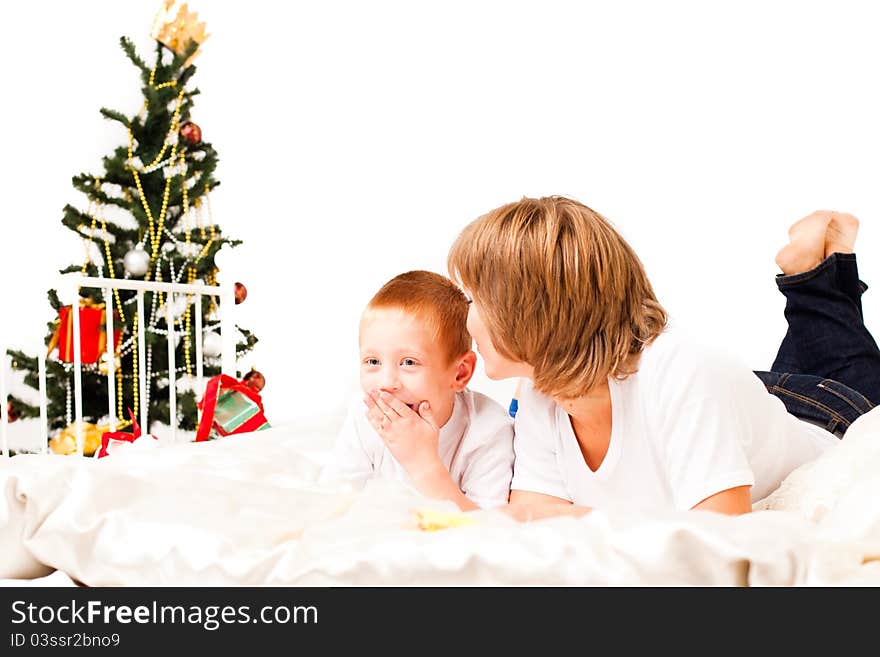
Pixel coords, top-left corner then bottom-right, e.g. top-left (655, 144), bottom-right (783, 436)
top-left (556, 378), bottom-right (622, 480)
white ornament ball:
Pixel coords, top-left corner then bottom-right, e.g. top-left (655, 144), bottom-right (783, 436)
top-left (123, 246), bottom-right (151, 277)
top-left (158, 295), bottom-right (189, 321)
top-left (98, 352), bottom-right (121, 375)
top-left (203, 332), bottom-right (222, 358)
top-left (212, 247), bottom-right (227, 270)
top-left (172, 295), bottom-right (189, 317)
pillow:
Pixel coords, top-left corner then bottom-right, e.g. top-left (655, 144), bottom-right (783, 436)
top-left (754, 405), bottom-right (880, 524)
top-left (0, 455), bottom-right (70, 579)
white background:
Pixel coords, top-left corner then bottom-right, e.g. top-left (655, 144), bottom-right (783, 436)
top-left (2, 0), bottom-right (879, 430)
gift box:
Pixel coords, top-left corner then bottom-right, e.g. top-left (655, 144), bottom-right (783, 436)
top-left (49, 300), bottom-right (123, 364)
top-left (196, 374), bottom-right (270, 442)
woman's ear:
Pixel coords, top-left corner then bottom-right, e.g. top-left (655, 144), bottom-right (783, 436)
top-left (451, 351), bottom-right (477, 391)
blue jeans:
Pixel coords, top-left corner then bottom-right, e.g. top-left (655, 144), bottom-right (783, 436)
top-left (754, 253), bottom-right (879, 437)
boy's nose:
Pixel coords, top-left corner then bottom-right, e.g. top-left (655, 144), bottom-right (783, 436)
top-left (379, 369), bottom-right (401, 391)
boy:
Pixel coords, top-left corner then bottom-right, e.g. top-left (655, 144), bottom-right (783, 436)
top-left (320, 270), bottom-right (514, 510)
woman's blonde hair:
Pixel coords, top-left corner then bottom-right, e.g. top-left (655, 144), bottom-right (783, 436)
top-left (448, 196), bottom-right (667, 399)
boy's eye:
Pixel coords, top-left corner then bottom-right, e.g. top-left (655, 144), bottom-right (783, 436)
top-left (401, 358), bottom-right (417, 367)
top-left (364, 358), bottom-right (380, 367)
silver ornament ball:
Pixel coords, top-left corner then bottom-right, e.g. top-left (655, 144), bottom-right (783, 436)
top-left (202, 332), bottom-right (222, 358)
top-left (123, 246), bottom-right (151, 277)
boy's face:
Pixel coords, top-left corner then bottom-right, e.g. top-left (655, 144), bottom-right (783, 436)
top-left (359, 308), bottom-right (469, 428)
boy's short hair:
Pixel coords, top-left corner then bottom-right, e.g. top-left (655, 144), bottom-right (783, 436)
top-left (447, 196), bottom-right (667, 399)
top-left (365, 270), bottom-right (472, 364)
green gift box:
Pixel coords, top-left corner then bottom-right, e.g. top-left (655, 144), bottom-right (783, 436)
top-left (213, 389), bottom-right (270, 435)
top-left (197, 374), bottom-right (271, 442)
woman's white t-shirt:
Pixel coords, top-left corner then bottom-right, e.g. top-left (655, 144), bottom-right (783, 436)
top-left (510, 328), bottom-right (838, 512)
top-left (321, 389), bottom-right (514, 509)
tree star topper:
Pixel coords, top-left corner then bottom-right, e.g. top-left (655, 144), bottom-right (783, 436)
top-left (150, 0), bottom-right (209, 66)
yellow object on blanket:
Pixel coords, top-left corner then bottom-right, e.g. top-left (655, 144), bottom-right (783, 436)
top-left (49, 421), bottom-right (106, 456)
top-left (413, 509), bottom-right (477, 532)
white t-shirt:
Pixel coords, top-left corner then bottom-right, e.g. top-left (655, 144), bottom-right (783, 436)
top-left (510, 328), bottom-right (838, 512)
top-left (320, 389), bottom-right (514, 508)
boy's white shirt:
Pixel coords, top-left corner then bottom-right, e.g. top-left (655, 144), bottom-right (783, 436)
top-left (510, 327), bottom-right (838, 512)
top-left (321, 389), bottom-right (514, 508)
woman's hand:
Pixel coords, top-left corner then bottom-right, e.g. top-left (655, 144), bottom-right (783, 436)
top-left (503, 490), bottom-right (591, 522)
top-left (501, 503), bottom-right (592, 522)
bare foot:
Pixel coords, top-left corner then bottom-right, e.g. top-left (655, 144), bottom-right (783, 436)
top-left (825, 211), bottom-right (859, 257)
top-left (775, 210), bottom-right (832, 275)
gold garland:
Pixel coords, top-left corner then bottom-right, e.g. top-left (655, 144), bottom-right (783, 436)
top-left (131, 311), bottom-right (139, 420)
top-left (65, 57), bottom-right (213, 427)
top-left (180, 150), bottom-right (193, 379)
top-left (80, 180), bottom-right (126, 326)
top-left (80, 188), bottom-right (98, 276)
top-left (117, 368), bottom-right (124, 424)
top-left (126, 75), bottom-right (185, 275)
top-left (123, 62), bottom-right (212, 395)
top-left (77, 181), bottom-right (126, 417)
top-left (192, 196), bottom-right (218, 313)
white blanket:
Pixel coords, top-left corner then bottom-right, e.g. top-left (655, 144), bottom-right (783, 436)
top-left (2, 409), bottom-right (879, 586)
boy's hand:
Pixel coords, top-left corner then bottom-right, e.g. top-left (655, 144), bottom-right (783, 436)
top-left (364, 390), bottom-right (443, 481)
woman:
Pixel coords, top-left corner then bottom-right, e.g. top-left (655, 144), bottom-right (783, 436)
top-left (368, 197), bottom-right (878, 517)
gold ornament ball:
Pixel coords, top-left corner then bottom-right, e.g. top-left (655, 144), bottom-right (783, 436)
top-left (50, 421), bottom-right (104, 456)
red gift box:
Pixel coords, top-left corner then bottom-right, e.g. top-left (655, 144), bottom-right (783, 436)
top-left (50, 300), bottom-right (122, 364)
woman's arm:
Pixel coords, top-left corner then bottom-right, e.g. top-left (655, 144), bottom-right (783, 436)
top-left (507, 487), bottom-right (750, 520)
top-left (691, 485), bottom-right (752, 515)
top-left (504, 489), bottom-right (591, 521)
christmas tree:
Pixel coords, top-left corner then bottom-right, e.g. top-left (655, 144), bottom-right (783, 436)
top-left (5, 2), bottom-right (257, 452)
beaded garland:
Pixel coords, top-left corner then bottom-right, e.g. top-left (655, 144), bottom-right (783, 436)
top-left (79, 179), bottom-right (126, 325)
top-left (66, 63), bottom-right (223, 427)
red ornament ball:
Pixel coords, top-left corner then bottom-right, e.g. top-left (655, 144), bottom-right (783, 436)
top-left (243, 370), bottom-right (265, 392)
top-left (234, 282), bottom-right (247, 305)
top-left (179, 121), bottom-right (202, 145)
top-left (6, 401), bottom-right (18, 423)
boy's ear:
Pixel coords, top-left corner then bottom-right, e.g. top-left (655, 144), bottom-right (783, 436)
top-left (451, 351), bottom-right (477, 391)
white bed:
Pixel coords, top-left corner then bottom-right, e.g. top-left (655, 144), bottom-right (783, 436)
top-left (2, 407), bottom-right (879, 586)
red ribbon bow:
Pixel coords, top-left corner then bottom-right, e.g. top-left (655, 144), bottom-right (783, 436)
top-left (97, 409), bottom-right (147, 458)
